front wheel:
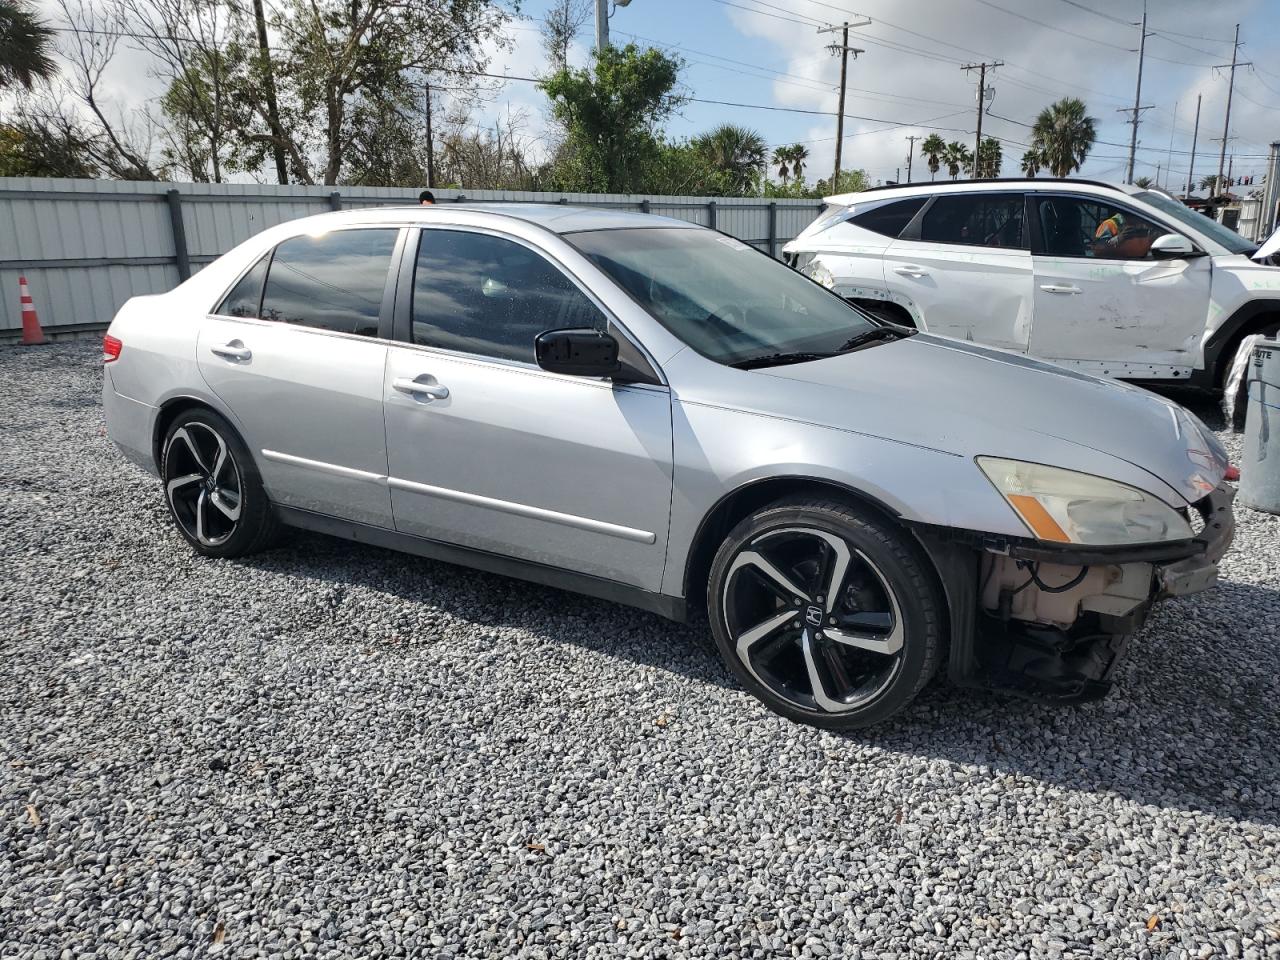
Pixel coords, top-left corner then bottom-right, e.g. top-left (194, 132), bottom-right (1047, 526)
top-left (707, 497), bottom-right (944, 729)
top-left (161, 408), bottom-right (279, 558)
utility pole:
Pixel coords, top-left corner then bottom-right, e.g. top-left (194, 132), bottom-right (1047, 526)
top-left (819, 17), bottom-right (869, 190)
top-left (962, 61), bottom-right (1002, 177)
top-left (424, 79), bottom-right (435, 189)
top-left (595, 0), bottom-right (634, 52)
top-left (1119, 0), bottom-right (1151, 184)
top-left (1216, 23), bottom-right (1248, 196)
top-left (1262, 141), bottom-right (1280, 238)
top-left (906, 134), bottom-right (921, 183)
top-left (1184, 94), bottom-right (1201, 197)
top-left (594, 0), bottom-right (609, 50)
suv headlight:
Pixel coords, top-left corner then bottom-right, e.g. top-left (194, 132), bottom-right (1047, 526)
top-left (807, 260), bottom-right (836, 289)
top-left (977, 457), bottom-right (1193, 546)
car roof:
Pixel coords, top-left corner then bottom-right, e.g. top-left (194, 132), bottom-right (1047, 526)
top-left (825, 177), bottom-right (1143, 205)
top-left (274, 202), bottom-right (700, 236)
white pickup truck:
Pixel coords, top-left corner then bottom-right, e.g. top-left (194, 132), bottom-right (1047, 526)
top-left (784, 178), bottom-right (1280, 391)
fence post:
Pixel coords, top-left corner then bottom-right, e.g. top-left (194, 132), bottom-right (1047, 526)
top-left (165, 190), bottom-right (191, 282)
top-left (328, 191), bottom-right (342, 211)
top-left (767, 201), bottom-right (778, 258)
top-left (640, 198), bottom-right (651, 214)
top-left (707, 199), bottom-right (717, 230)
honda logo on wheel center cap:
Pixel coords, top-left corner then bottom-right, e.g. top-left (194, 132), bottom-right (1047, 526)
top-left (805, 605), bottom-right (823, 627)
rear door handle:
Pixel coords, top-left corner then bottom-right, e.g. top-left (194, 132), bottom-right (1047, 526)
top-left (893, 265), bottom-right (929, 278)
top-left (1039, 284), bottom-right (1082, 294)
top-left (393, 376), bottom-right (450, 401)
top-left (210, 341), bottom-right (252, 361)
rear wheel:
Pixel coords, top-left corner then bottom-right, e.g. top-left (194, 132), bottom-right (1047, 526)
top-left (707, 497), bottom-right (943, 729)
top-left (161, 409), bottom-right (279, 557)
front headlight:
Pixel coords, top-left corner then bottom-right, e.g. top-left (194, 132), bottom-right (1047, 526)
top-left (977, 457), bottom-right (1193, 546)
top-left (807, 260), bottom-right (836, 289)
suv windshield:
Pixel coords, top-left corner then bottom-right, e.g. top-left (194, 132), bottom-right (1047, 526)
top-left (565, 227), bottom-right (891, 367)
top-left (1136, 190), bottom-right (1257, 255)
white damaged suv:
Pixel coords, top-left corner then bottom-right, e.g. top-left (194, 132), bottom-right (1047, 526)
top-left (784, 178), bottom-right (1280, 390)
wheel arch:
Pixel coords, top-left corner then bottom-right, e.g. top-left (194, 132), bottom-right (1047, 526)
top-left (151, 394), bottom-right (245, 472)
top-left (1205, 300), bottom-right (1280, 388)
top-left (681, 475), bottom-right (945, 612)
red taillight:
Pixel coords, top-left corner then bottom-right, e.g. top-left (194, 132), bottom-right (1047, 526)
top-left (1225, 464), bottom-right (1240, 482)
top-left (103, 335), bottom-right (122, 363)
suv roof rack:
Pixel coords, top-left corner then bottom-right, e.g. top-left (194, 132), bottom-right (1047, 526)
top-left (861, 177), bottom-right (1124, 193)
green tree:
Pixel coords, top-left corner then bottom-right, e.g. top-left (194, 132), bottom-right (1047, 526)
top-left (812, 168), bottom-right (869, 197)
top-left (966, 136), bottom-right (1002, 178)
top-left (1020, 148), bottom-right (1041, 178)
top-left (1133, 175), bottom-right (1153, 189)
top-left (921, 133), bottom-right (946, 181)
top-left (943, 140), bottom-right (971, 180)
top-left (0, 120), bottom-right (97, 177)
top-left (694, 124), bottom-right (767, 195)
top-left (541, 43), bottom-right (683, 193)
top-left (0, 0), bottom-right (56, 91)
top-left (1030, 97), bottom-right (1097, 178)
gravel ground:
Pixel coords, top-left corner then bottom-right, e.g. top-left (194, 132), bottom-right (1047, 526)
top-left (2, 340), bottom-right (1278, 960)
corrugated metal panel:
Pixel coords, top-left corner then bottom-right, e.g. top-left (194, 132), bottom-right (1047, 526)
top-left (1, 177), bottom-right (822, 333)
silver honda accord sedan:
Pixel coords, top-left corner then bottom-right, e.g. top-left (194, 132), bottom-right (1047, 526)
top-left (102, 204), bottom-right (1236, 728)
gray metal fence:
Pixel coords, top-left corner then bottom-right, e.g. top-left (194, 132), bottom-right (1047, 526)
top-left (0, 178), bottom-right (824, 339)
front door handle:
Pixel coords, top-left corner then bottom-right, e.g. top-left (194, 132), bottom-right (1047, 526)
top-left (1039, 284), bottom-right (1082, 294)
top-left (210, 340), bottom-right (252, 361)
top-left (893, 265), bottom-right (929, 278)
top-left (393, 376), bottom-right (450, 401)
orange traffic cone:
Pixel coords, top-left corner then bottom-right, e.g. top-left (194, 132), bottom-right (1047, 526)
top-left (19, 276), bottom-right (47, 345)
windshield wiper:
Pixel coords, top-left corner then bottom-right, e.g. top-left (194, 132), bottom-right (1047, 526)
top-left (728, 351), bottom-right (835, 370)
top-left (836, 326), bottom-right (913, 353)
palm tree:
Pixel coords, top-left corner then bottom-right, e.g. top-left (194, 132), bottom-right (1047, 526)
top-left (967, 137), bottom-right (1002, 179)
top-left (921, 133), bottom-right (946, 181)
top-left (943, 141), bottom-right (971, 180)
top-left (788, 144), bottom-right (808, 183)
top-left (1200, 173), bottom-right (1225, 195)
top-left (1133, 175), bottom-right (1153, 189)
top-left (1030, 97), bottom-right (1097, 178)
top-left (1020, 149), bottom-right (1041, 178)
top-left (0, 0), bottom-right (56, 91)
top-left (772, 146), bottom-right (791, 183)
top-left (695, 124), bottom-right (768, 195)
top-left (770, 144), bottom-right (809, 185)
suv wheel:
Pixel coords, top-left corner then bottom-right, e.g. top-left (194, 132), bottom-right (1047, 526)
top-left (708, 497), bottom-right (943, 729)
top-left (161, 409), bottom-right (279, 558)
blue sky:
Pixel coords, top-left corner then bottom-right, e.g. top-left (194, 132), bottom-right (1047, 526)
top-left (474, 0), bottom-right (1280, 193)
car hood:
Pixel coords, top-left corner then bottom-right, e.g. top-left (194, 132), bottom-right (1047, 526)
top-left (746, 334), bottom-right (1227, 505)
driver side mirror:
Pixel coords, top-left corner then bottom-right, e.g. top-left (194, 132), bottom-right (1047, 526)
top-left (1150, 233), bottom-right (1198, 260)
top-left (535, 328), bottom-right (621, 378)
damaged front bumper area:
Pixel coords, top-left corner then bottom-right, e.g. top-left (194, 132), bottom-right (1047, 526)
top-left (917, 483), bottom-right (1235, 705)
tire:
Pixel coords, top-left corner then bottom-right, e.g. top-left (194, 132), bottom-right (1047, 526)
top-left (160, 408), bottom-right (279, 558)
top-left (707, 496), bottom-right (944, 730)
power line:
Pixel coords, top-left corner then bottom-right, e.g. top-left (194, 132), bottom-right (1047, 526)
top-left (970, 0), bottom-right (1135, 53)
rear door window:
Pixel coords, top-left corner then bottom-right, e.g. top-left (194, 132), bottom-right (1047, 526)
top-left (258, 229), bottom-right (398, 336)
top-left (850, 197), bottom-right (927, 238)
top-left (215, 254), bottom-right (269, 318)
top-left (920, 193), bottom-right (1025, 249)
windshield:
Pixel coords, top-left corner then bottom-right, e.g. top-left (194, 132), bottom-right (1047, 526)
top-left (565, 227), bottom-right (883, 367)
top-left (1137, 190), bottom-right (1257, 255)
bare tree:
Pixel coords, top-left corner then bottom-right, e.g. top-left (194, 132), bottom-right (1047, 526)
top-left (52, 0), bottom-right (165, 179)
top-left (110, 0), bottom-right (247, 182)
top-left (539, 0), bottom-right (589, 71)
